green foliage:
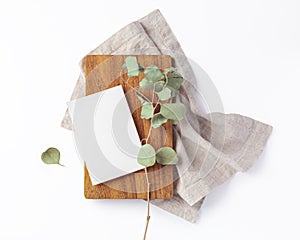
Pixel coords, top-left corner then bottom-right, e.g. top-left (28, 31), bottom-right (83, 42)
top-left (156, 147), bottom-right (178, 165)
top-left (141, 103), bottom-right (154, 119)
top-left (157, 87), bottom-right (171, 101)
top-left (160, 103), bottom-right (185, 124)
top-left (124, 56), bottom-right (140, 78)
top-left (144, 65), bottom-right (164, 82)
top-left (137, 143), bottom-right (178, 166)
top-left (139, 78), bottom-right (154, 90)
top-left (122, 56), bottom-right (186, 167)
top-left (154, 81), bottom-right (165, 93)
top-left (166, 72), bottom-right (184, 90)
top-left (137, 144), bottom-right (156, 167)
top-left (41, 147), bottom-right (63, 166)
top-left (151, 114), bottom-right (168, 128)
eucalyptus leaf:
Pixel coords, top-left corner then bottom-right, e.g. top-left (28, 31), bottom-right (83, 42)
top-left (137, 144), bottom-right (156, 167)
top-left (157, 87), bottom-right (171, 101)
top-left (144, 65), bottom-right (164, 82)
top-left (165, 86), bottom-right (179, 97)
top-left (160, 103), bottom-right (185, 123)
top-left (156, 147), bottom-right (178, 165)
top-left (125, 56), bottom-right (139, 78)
top-left (169, 87), bottom-right (179, 97)
top-left (154, 80), bottom-right (165, 93)
top-left (141, 103), bottom-right (154, 119)
top-left (139, 78), bottom-right (154, 90)
top-left (41, 147), bottom-right (63, 166)
top-left (151, 114), bottom-right (168, 128)
top-left (167, 72), bottom-right (184, 90)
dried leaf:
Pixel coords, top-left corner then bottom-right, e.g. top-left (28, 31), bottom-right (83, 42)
top-left (41, 148), bottom-right (63, 166)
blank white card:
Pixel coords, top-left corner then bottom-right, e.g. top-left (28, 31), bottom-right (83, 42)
top-left (68, 85), bottom-right (143, 185)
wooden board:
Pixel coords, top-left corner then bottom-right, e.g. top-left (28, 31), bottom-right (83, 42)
top-left (82, 55), bottom-right (174, 199)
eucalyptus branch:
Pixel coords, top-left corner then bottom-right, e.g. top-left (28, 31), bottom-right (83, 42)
top-left (122, 56), bottom-right (185, 240)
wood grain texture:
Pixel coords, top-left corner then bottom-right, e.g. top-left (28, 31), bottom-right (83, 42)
top-left (82, 55), bottom-right (174, 199)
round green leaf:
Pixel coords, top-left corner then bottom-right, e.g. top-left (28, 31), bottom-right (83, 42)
top-left (139, 78), bottom-right (154, 90)
top-left (41, 148), bottom-right (62, 166)
top-left (141, 103), bottom-right (154, 119)
top-left (137, 144), bottom-right (156, 167)
top-left (167, 72), bottom-right (184, 90)
top-left (169, 87), bottom-right (179, 97)
top-left (160, 103), bottom-right (185, 123)
top-left (125, 56), bottom-right (139, 78)
top-left (144, 65), bottom-right (164, 82)
top-left (157, 87), bottom-right (171, 101)
top-left (154, 80), bottom-right (165, 93)
top-left (156, 147), bottom-right (178, 165)
top-left (151, 114), bottom-right (168, 128)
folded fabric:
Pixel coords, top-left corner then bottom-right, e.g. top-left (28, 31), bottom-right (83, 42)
top-left (61, 9), bottom-right (272, 222)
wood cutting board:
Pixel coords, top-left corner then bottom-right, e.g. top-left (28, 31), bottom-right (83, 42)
top-left (82, 55), bottom-right (174, 199)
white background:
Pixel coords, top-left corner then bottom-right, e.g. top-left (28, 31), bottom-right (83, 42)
top-left (0, 0), bottom-right (299, 239)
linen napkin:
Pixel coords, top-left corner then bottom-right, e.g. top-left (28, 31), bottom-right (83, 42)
top-left (61, 9), bottom-right (272, 222)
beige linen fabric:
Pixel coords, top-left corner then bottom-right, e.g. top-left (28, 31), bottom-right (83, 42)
top-left (61, 9), bottom-right (272, 222)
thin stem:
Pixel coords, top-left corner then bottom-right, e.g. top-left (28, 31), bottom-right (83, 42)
top-left (164, 73), bottom-right (169, 87)
top-left (58, 163), bottom-right (65, 167)
top-left (145, 126), bottom-right (153, 144)
top-left (145, 100), bottom-right (160, 143)
top-left (151, 82), bottom-right (157, 103)
top-left (143, 167), bottom-right (151, 240)
top-left (153, 100), bottom-right (160, 111)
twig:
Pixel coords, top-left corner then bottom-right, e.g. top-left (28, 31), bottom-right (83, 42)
top-left (143, 167), bottom-right (151, 240)
top-left (145, 126), bottom-right (153, 144)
